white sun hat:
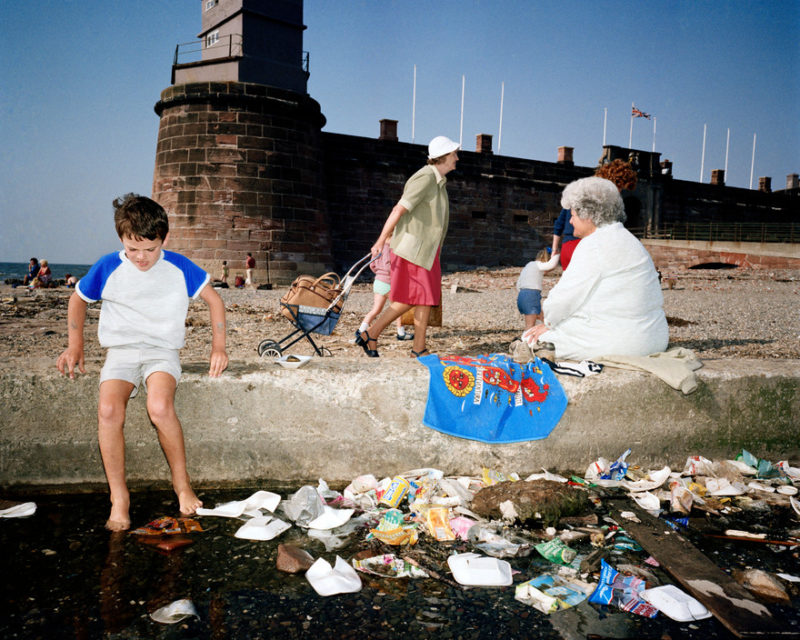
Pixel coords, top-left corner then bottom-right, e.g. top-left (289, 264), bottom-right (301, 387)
top-left (428, 135), bottom-right (460, 160)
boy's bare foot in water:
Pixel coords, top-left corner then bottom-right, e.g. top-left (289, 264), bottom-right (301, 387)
top-left (105, 496), bottom-right (131, 531)
top-left (177, 488), bottom-right (203, 515)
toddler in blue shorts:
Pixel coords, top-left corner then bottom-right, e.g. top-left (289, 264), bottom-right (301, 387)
top-left (516, 248), bottom-right (560, 330)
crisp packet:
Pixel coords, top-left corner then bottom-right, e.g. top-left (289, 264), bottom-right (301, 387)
top-left (589, 559), bottom-right (658, 618)
top-left (130, 517), bottom-right (203, 536)
top-left (585, 458), bottom-right (610, 481)
top-left (607, 448), bottom-right (632, 480)
top-left (369, 509), bottom-right (419, 545)
top-left (425, 506), bottom-right (455, 541)
top-left (449, 516), bottom-right (477, 541)
top-left (588, 558), bottom-right (618, 605)
top-left (368, 526), bottom-right (419, 546)
top-left (410, 481), bottom-right (435, 513)
top-left (535, 537), bottom-right (576, 565)
top-left (669, 481), bottom-right (693, 515)
top-left (515, 573), bottom-right (591, 613)
top-left (776, 460), bottom-right (800, 481)
top-left (682, 455), bottom-right (714, 476)
top-left (482, 468), bottom-right (507, 486)
top-left (351, 554), bottom-right (428, 579)
top-left (375, 509), bottom-right (404, 531)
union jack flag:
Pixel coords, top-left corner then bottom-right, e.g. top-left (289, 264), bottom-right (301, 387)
top-left (632, 106), bottom-right (651, 119)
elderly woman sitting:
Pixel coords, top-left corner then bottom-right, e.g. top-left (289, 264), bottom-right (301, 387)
top-left (523, 176), bottom-right (668, 360)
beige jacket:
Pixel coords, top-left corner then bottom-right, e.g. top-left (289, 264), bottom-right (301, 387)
top-left (391, 165), bottom-right (449, 270)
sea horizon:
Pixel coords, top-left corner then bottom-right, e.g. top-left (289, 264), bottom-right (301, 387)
top-left (0, 261), bottom-right (92, 282)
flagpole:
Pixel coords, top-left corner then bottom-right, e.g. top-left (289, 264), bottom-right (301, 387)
top-left (699, 123), bottom-right (707, 182)
top-left (749, 133), bottom-right (757, 189)
top-left (459, 75), bottom-right (465, 148)
top-left (497, 81), bottom-right (505, 154)
top-left (603, 107), bottom-right (607, 146)
top-left (652, 117), bottom-right (657, 152)
top-left (411, 64), bottom-right (417, 144)
top-left (724, 128), bottom-right (730, 176)
top-left (628, 102), bottom-right (634, 148)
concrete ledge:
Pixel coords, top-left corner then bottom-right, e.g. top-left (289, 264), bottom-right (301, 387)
top-left (1, 358), bottom-right (798, 489)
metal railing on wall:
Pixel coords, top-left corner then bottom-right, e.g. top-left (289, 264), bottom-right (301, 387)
top-left (641, 222), bottom-right (798, 244)
top-left (529, 222), bottom-right (798, 245)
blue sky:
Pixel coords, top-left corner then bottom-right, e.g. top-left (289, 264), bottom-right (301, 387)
top-left (1, 0), bottom-right (798, 263)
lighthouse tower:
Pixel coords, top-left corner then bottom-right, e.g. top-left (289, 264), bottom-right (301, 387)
top-left (152, 0), bottom-right (333, 284)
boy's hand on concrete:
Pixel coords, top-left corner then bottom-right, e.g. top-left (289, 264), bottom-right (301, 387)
top-left (57, 347), bottom-right (85, 379)
top-left (208, 349), bottom-right (228, 377)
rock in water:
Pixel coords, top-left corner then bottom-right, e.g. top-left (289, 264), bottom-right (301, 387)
top-left (732, 569), bottom-right (791, 603)
top-left (276, 544), bottom-right (315, 574)
top-left (470, 480), bottom-right (589, 527)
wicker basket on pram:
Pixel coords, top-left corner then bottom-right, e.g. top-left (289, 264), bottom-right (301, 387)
top-left (257, 254), bottom-right (375, 358)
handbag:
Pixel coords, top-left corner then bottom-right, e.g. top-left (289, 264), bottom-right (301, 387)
top-left (400, 301), bottom-right (442, 327)
top-left (280, 272), bottom-right (343, 321)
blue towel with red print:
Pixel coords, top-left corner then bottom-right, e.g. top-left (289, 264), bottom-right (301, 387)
top-left (418, 353), bottom-right (568, 444)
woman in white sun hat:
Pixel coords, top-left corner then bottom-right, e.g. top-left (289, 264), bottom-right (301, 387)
top-left (355, 135), bottom-right (460, 358)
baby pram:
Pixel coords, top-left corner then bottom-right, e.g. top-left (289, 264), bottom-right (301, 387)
top-left (257, 253), bottom-right (376, 358)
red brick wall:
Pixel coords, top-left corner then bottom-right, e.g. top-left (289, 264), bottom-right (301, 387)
top-left (321, 132), bottom-right (593, 273)
top-left (152, 82), bottom-right (334, 283)
top-left (151, 83), bottom-right (798, 284)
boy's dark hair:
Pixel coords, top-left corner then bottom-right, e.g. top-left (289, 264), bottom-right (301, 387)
top-left (113, 193), bottom-right (169, 241)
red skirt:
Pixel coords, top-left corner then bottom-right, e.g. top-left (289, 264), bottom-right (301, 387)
top-left (390, 249), bottom-right (441, 306)
top-left (560, 239), bottom-right (580, 270)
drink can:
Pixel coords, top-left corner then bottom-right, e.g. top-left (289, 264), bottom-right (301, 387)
top-left (379, 476), bottom-right (410, 508)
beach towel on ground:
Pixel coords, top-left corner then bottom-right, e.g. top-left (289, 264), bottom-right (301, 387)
top-left (418, 353), bottom-right (568, 444)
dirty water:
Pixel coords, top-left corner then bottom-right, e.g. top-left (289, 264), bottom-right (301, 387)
top-left (1, 487), bottom-right (798, 640)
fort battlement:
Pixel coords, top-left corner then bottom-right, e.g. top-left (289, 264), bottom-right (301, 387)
top-left (151, 0), bottom-right (798, 283)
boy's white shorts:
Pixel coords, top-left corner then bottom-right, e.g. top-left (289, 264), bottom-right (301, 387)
top-left (100, 346), bottom-right (181, 398)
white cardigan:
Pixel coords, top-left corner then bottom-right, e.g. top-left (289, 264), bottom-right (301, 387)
top-left (541, 222), bottom-right (668, 360)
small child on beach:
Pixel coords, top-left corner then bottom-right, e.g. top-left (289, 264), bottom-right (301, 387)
top-left (356, 246), bottom-right (412, 342)
top-left (56, 194), bottom-right (228, 531)
top-left (516, 248), bottom-right (560, 330)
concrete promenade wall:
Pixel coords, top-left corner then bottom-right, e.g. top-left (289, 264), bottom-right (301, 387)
top-left (1, 358), bottom-right (798, 490)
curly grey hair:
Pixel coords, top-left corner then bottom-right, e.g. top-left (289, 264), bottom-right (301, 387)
top-left (560, 177), bottom-right (626, 226)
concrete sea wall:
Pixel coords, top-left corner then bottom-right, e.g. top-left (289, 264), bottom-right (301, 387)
top-left (1, 358), bottom-right (798, 490)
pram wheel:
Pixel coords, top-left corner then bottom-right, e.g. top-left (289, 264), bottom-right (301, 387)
top-left (257, 339), bottom-right (282, 359)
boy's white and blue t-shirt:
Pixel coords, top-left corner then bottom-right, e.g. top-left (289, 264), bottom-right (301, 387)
top-left (76, 249), bottom-right (209, 350)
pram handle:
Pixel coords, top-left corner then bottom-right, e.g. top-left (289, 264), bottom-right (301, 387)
top-left (329, 253), bottom-right (382, 311)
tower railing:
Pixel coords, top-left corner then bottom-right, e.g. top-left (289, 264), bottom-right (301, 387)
top-left (173, 34), bottom-right (244, 65)
top-left (172, 37), bottom-right (310, 77)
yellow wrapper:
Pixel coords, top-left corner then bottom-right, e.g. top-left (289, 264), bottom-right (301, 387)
top-left (482, 468), bottom-right (507, 486)
top-left (425, 507), bottom-right (455, 541)
top-left (369, 526), bottom-right (419, 546)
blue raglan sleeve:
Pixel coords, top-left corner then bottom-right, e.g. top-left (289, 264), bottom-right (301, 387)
top-left (164, 251), bottom-right (210, 299)
top-left (75, 252), bottom-right (122, 303)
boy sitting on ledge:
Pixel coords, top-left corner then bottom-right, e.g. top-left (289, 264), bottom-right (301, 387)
top-left (57, 194), bottom-right (228, 530)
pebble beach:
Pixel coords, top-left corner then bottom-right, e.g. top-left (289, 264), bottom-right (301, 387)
top-left (2, 266), bottom-right (799, 372)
